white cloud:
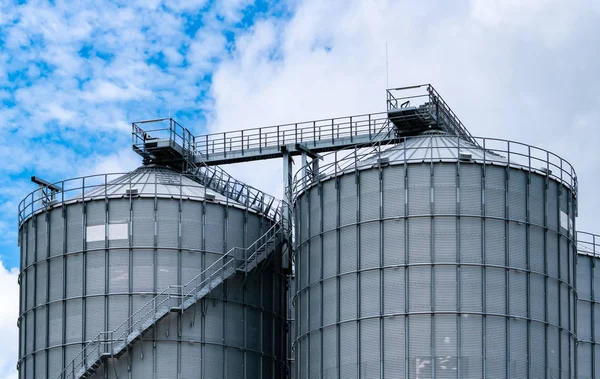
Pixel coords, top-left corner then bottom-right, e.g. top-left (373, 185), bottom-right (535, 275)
top-left (0, 262), bottom-right (18, 379)
top-left (207, 0), bottom-right (600, 235)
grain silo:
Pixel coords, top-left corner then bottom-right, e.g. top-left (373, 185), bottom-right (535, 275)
top-left (17, 119), bottom-right (287, 379)
top-left (576, 231), bottom-right (600, 379)
top-left (17, 85), bottom-right (589, 379)
top-left (291, 87), bottom-right (578, 378)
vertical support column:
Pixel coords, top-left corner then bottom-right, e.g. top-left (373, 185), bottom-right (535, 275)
top-left (282, 148), bottom-right (293, 270)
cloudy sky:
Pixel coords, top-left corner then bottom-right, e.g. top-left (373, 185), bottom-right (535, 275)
top-left (1, 0), bottom-right (599, 377)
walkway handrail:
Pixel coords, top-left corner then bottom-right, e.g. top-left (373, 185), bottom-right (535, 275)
top-left (55, 215), bottom-right (283, 379)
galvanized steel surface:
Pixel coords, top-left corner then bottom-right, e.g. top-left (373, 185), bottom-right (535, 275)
top-left (576, 231), bottom-right (600, 379)
top-left (18, 165), bottom-right (287, 379)
top-left (293, 135), bottom-right (577, 378)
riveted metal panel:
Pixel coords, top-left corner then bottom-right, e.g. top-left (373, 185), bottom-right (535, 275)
top-left (435, 266), bottom-right (456, 311)
top-left (339, 175), bottom-right (357, 226)
top-left (360, 222), bottom-right (380, 269)
top-left (459, 217), bottom-right (481, 263)
top-left (548, 279), bottom-right (560, 326)
top-left (339, 227), bottom-right (357, 273)
top-left (36, 261), bottom-right (47, 306)
top-left (508, 169), bottom-right (527, 222)
top-left (384, 316), bottom-right (405, 375)
top-left (547, 181), bottom-right (559, 231)
top-left (108, 296), bottom-right (128, 331)
top-left (35, 308), bottom-right (46, 350)
top-left (578, 301), bottom-right (592, 341)
top-left (227, 348), bottom-right (244, 379)
top-left (25, 268), bottom-right (34, 310)
top-left (108, 249), bottom-right (129, 293)
top-left (322, 181), bottom-right (337, 231)
top-left (206, 301), bottom-right (225, 345)
top-left (360, 318), bottom-right (380, 378)
top-left (309, 186), bottom-right (321, 237)
top-left (408, 164), bottom-right (430, 215)
top-left (529, 175), bottom-right (545, 226)
top-left (408, 218), bottom-right (430, 263)
top-left (84, 297), bottom-right (103, 341)
top-left (409, 266), bottom-right (431, 312)
top-left (85, 250), bottom-right (104, 295)
top-left (485, 166), bottom-right (506, 218)
top-left (434, 217), bottom-right (456, 262)
top-left (49, 257), bottom-right (63, 301)
top-left (459, 164), bottom-right (481, 216)
top-left (181, 200), bottom-right (202, 249)
top-left (322, 326), bottom-right (337, 377)
top-left (434, 163), bottom-right (457, 214)
top-left (510, 318), bottom-right (528, 377)
top-left (383, 268), bottom-right (405, 315)
top-left (485, 219), bottom-right (505, 266)
top-left (460, 266), bottom-right (482, 312)
top-left (530, 321), bottom-right (545, 378)
top-left (66, 204), bottom-right (83, 253)
top-left (309, 332), bottom-right (321, 379)
top-left (47, 302), bottom-right (62, 346)
top-left (530, 273), bottom-right (545, 321)
top-left (26, 221), bottom-right (34, 266)
top-left (460, 315), bottom-right (482, 379)
top-left (340, 273), bottom-right (357, 321)
top-left (578, 255), bottom-right (592, 298)
top-left (509, 270), bottom-right (527, 317)
top-left (157, 199), bottom-right (179, 248)
top-left (383, 219), bottom-right (404, 266)
top-left (547, 326), bottom-right (560, 378)
top-left (508, 223), bottom-right (527, 269)
top-left (579, 342), bottom-right (593, 379)
top-left (156, 249), bottom-right (178, 289)
top-left (530, 226), bottom-right (545, 273)
top-left (486, 316), bottom-right (506, 378)
top-left (382, 165), bottom-right (405, 218)
top-left (309, 237), bottom-right (321, 285)
top-left (434, 315), bottom-right (457, 378)
top-left (49, 208), bottom-right (63, 257)
top-left (204, 203), bottom-right (224, 252)
top-left (322, 231), bottom-right (337, 279)
top-left (360, 169), bottom-right (380, 221)
top-left (340, 322), bottom-right (357, 378)
top-left (156, 341), bottom-right (178, 378)
top-left (227, 207), bottom-right (245, 249)
top-left (360, 270), bottom-right (380, 318)
top-left (309, 287), bottom-right (321, 331)
top-left (486, 268), bottom-right (506, 315)
top-left (47, 347), bottom-right (61, 378)
top-left (132, 198), bottom-right (154, 247)
top-left (409, 315), bottom-right (431, 379)
top-left (65, 253), bottom-right (82, 298)
top-left (132, 249), bottom-right (153, 292)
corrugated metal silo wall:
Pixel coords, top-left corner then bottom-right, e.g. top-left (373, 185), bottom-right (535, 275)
top-left (19, 196), bottom-right (287, 379)
top-left (294, 162), bottom-right (577, 379)
top-left (576, 239), bottom-right (600, 379)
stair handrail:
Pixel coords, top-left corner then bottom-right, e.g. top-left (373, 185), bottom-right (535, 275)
top-left (56, 217), bottom-right (283, 379)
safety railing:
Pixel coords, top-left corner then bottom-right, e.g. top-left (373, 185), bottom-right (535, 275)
top-left (291, 134), bottom-right (578, 203)
top-left (577, 232), bottom-right (599, 257)
top-left (18, 168), bottom-right (282, 227)
top-left (386, 84), bottom-right (476, 145)
top-left (194, 112), bottom-right (393, 157)
top-left (55, 218), bottom-right (283, 379)
top-left (131, 118), bottom-right (282, 220)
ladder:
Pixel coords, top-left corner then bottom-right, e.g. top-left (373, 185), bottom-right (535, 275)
top-left (56, 221), bottom-right (283, 379)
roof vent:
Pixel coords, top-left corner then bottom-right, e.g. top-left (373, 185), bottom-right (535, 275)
top-left (126, 188), bottom-right (139, 196)
top-left (459, 152), bottom-right (472, 161)
top-left (205, 193), bottom-right (216, 201)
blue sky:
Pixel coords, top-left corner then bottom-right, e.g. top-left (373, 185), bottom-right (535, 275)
top-left (1, 0), bottom-right (600, 378)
